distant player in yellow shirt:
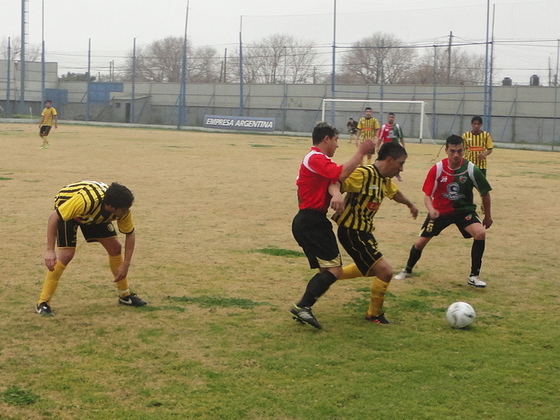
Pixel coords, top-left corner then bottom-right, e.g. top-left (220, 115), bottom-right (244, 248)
top-left (39, 100), bottom-right (58, 149)
top-left (357, 107), bottom-right (380, 165)
top-left (462, 116), bottom-right (493, 176)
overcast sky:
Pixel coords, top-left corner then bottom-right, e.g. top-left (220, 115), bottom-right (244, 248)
top-left (1, 0), bottom-right (559, 84)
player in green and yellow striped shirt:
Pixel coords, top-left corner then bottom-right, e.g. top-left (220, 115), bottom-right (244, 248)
top-left (36, 181), bottom-right (147, 316)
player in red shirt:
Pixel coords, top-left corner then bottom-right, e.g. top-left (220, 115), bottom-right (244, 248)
top-left (394, 135), bottom-right (493, 288)
top-left (290, 122), bottom-right (374, 329)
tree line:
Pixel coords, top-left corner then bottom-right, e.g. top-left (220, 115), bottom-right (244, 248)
top-left (1, 32), bottom-right (485, 85)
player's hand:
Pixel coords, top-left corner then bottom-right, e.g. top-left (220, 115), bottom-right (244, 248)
top-left (409, 205), bottom-right (419, 220)
top-left (44, 250), bottom-right (57, 271)
top-left (483, 215), bottom-right (493, 229)
top-left (358, 139), bottom-right (375, 155)
top-left (428, 209), bottom-right (440, 219)
top-left (113, 263), bottom-right (130, 282)
top-left (330, 194), bottom-right (345, 214)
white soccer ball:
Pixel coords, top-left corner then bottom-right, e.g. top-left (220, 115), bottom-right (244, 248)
top-left (446, 301), bottom-right (476, 328)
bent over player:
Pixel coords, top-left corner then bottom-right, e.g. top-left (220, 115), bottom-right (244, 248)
top-left (290, 122), bottom-right (374, 329)
top-left (394, 135), bottom-right (493, 287)
top-left (36, 181), bottom-right (147, 316)
top-left (331, 143), bottom-right (418, 324)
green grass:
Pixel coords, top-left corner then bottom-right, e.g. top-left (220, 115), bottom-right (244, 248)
top-left (0, 123), bottom-right (558, 419)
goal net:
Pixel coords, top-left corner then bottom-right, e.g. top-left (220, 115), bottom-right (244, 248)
top-left (321, 99), bottom-right (434, 144)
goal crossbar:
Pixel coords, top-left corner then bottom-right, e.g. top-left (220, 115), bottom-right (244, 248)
top-left (321, 99), bottom-right (426, 142)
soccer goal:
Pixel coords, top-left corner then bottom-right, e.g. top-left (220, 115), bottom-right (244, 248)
top-left (321, 99), bottom-right (432, 143)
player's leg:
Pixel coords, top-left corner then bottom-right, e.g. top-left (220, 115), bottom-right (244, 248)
top-left (84, 223), bottom-right (147, 306)
top-left (394, 215), bottom-right (447, 279)
top-left (365, 258), bottom-right (393, 324)
top-left (462, 219), bottom-right (487, 288)
top-left (36, 220), bottom-right (78, 315)
top-left (290, 210), bottom-right (341, 329)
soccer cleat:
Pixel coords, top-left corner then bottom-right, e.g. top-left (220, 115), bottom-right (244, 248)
top-left (36, 302), bottom-right (54, 316)
top-left (365, 312), bottom-right (390, 324)
top-left (118, 293), bottom-right (148, 307)
top-left (289, 304), bottom-right (322, 329)
top-left (467, 275), bottom-right (487, 288)
top-left (394, 269), bottom-right (411, 280)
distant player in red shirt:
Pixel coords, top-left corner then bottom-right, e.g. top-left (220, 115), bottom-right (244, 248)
top-left (290, 122), bottom-right (374, 329)
top-left (377, 112), bottom-right (405, 181)
top-left (394, 135), bottom-right (493, 288)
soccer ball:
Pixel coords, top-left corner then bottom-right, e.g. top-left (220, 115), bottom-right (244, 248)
top-left (446, 301), bottom-right (476, 328)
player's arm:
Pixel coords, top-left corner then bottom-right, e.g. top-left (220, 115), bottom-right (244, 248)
top-left (339, 139), bottom-right (374, 180)
top-left (424, 195), bottom-right (439, 219)
top-left (392, 191), bottom-right (418, 219)
top-left (481, 193), bottom-right (493, 229)
top-left (328, 182), bottom-right (344, 214)
top-left (39, 114), bottom-right (45, 128)
top-left (479, 148), bottom-right (493, 159)
top-left (53, 113), bottom-right (58, 128)
top-left (44, 211), bottom-right (61, 271)
top-left (114, 231), bottom-right (136, 282)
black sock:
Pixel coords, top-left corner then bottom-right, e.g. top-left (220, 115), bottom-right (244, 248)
top-left (297, 271), bottom-right (337, 308)
top-left (470, 239), bottom-right (485, 276)
top-left (405, 245), bottom-right (423, 272)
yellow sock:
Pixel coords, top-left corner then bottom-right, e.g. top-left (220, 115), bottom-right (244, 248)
top-left (108, 255), bottom-right (130, 297)
top-left (338, 263), bottom-right (364, 280)
top-left (367, 277), bottom-right (390, 317)
top-left (38, 261), bottom-right (66, 305)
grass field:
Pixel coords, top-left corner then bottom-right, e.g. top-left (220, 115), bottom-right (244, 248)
top-left (0, 122), bottom-right (559, 419)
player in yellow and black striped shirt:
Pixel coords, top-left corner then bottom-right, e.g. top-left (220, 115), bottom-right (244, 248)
top-left (330, 143), bottom-right (418, 324)
top-left (462, 116), bottom-right (493, 176)
top-left (357, 107), bottom-right (380, 165)
top-left (36, 181), bottom-right (147, 316)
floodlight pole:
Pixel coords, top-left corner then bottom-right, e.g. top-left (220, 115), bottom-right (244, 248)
top-left (86, 38), bottom-right (91, 122)
top-left (483, 0), bottom-right (490, 124)
top-left (330, 0), bottom-right (337, 124)
top-left (19, 0), bottom-right (27, 114)
top-left (7, 37), bottom-right (11, 116)
top-left (179, 0), bottom-right (190, 128)
top-left (239, 15), bottom-right (244, 117)
top-left (41, 0), bottom-right (45, 106)
top-left (552, 39), bottom-right (559, 152)
top-left (131, 38), bottom-right (136, 124)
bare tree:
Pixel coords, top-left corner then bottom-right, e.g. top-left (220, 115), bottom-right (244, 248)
top-left (123, 36), bottom-right (220, 83)
top-left (0, 36), bottom-right (41, 62)
top-left (406, 48), bottom-right (485, 85)
top-left (228, 34), bottom-right (320, 84)
top-left (340, 33), bottom-right (417, 84)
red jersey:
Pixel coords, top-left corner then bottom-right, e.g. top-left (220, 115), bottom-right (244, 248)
top-left (296, 147), bottom-right (343, 212)
top-left (422, 158), bottom-right (492, 216)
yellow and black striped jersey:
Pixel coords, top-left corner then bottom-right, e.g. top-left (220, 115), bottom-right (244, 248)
top-left (41, 107), bottom-right (57, 126)
top-left (357, 117), bottom-right (380, 140)
top-left (332, 165), bottom-right (398, 232)
top-left (462, 130), bottom-right (493, 169)
top-left (54, 181), bottom-right (134, 233)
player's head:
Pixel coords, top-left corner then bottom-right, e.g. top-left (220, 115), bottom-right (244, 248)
top-left (348, 118), bottom-right (354, 121)
top-left (471, 116), bottom-right (483, 133)
top-left (471, 116), bottom-right (483, 125)
top-left (312, 122), bottom-right (339, 145)
top-left (376, 143), bottom-right (407, 178)
top-left (387, 112), bottom-right (395, 123)
top-left (378, 142), bottom-right (407, 161)
top-left (445, 135), bottom-right (465, 164)
top-left (103, 182), bottom-right (135, 213)
top-left (44, 100), bottom-right (52, 108)
top-left (364, 107), bottom-right (373, 117)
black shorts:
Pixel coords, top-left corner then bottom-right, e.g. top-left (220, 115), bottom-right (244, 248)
top-left (40, 126), bottom-right (52, 136)
top-left (292, 209), bottom-right (341, 269)
top-left (57, 218), bottom-right (117, 248)
top-left (337, 225), bottom-right (383, 275)
top-left (419, 211), bottom-right (482, 239)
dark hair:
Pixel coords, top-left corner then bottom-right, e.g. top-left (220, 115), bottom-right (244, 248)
top-left (377, 143), bottom-right (407, 161)
top-left (312, 122), bottom-right (339, 144)
top-left (45, 100), bottom-right (52, 104)
top-left (471, 115), bottom-right (483, 124)
top-left (388, 112), bottom-right (395, 116)
top-left (445, 134), bottom-right (464, 148)
top-left (365, 107), bottom-right (372, 111)
top-left (103, 182), bottom-right (134, 209)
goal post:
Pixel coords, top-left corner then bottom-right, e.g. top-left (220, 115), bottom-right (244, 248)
top-left (321, 99), bottom-right (429, 143)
